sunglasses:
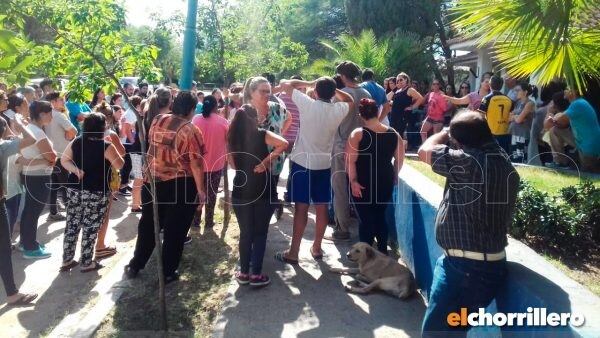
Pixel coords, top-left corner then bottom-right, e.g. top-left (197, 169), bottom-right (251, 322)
top-left (460, 86), bottom-right (469, 89)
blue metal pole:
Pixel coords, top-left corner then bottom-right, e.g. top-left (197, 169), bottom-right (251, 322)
top-left (180, 0), bottom-right (198, 90)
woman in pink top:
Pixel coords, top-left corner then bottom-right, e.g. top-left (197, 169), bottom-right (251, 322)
top-left (420, 80), bottom-right (448, 143)
top-left (192, 95), bottom-right (229, 229)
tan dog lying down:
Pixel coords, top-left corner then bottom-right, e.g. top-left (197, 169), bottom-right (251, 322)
top-left (330, 242), bottom-right (416, 299)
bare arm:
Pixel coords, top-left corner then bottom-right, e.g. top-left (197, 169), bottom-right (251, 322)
top-left (393, 132), bottom-right (405, 183)
top-left (104, 143), bottom-right (125, 169)
top-left (418, 129), bottom-right (450, 165)
top-left (346, 128), bottom-right (364, 198)
top-left (106, 132), bottom-right (126, 156)
top-left (60, 141), bottom-right (83, 179)
top-left (443, 94), bottom-right (471, 106)
top-left (334, 89), bottom-right (355, 113)
top-left (122, 122), bottom-right (135, 143)
top-left (515, 101), bottom-right (535, 124)
top-left (408, 88), bottom-right (425, 110)
top-left (36, 138), bottom-right (57, 165)
top-left (12, 116), bottom-right (36, 149)
top-left (379, 102), bottom-right (391, 122)
top-left (255, 131), bottom-right (288, 173)
top-left (281, 109), bottom-right (292, 136)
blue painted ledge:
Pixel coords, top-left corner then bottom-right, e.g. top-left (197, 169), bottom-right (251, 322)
top-left (386, 164), bottom-right (600, 337)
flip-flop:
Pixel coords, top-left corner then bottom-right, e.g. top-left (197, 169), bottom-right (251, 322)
top-left (8, 293), bottom-right (37, 306)
top-left (59, 260), bottom-right (79, 272)
top-left (81, 261), bottom-right (104, 273)
top-left (310, 247), bottom-right (324, 260)
top-left (274, 251), bottom-right (299, 265)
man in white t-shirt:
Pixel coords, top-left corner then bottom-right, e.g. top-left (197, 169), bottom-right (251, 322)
top-left (44, 93), bottom-right (76, 221)
top-left (274, 77), bottom-right (354, 264)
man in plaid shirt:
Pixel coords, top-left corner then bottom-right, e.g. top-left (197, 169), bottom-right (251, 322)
top-left (418, 110), bottom-right (520, 337)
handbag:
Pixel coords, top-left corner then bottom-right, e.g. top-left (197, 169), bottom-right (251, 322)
top-left (109, 166), bottom-right (120, 192)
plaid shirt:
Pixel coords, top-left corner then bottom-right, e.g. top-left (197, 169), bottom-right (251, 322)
top-left (144, 114), bottom-right (205, 182)
top-left (431, 142), bottom-right (520, 253)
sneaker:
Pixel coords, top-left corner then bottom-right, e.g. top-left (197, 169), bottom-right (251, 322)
top-left (184, 236), bottom-right (192, 245)
top-left (118, 188), bottom-right (132, 196)
top-left (249, 274), bottom-right (270, 287)
top-left (47, 213), bottom-right (67, 222)
top-left (235, 272), bottom-right (250, 285)
top-left (324, 230), bottom-right (351, 242)
top-left (23, 247), bottom-right (51, 260)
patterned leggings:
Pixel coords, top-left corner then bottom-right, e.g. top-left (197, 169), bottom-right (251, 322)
top-left (62, 188), bottom-right (109, 267)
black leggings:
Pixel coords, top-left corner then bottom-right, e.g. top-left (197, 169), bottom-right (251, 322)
top-left (128, 177), bottom-right (198, 276)
top-left (232, 198), bottom-right (273, 275)
top-left (0, 198), bottom-right (18, 297)
top-left (353, 197), bottom-right (391, 254)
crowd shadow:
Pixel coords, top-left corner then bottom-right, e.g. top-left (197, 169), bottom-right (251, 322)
top-left (217, 207), bottom-right (426, 338)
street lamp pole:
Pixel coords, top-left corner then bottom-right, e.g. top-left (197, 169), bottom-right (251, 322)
top-left (180, 0), bottom-right (198, 90)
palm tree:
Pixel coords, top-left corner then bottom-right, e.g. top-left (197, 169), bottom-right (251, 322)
top-left (305, 30), bottom-right (389, 79)
top-left (451, 0), bottom-right (600, 92)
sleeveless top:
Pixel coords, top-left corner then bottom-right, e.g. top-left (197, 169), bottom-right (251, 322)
top-left (390, 88), bottom-right (413, 122)
top-left (355, 127), bottom-right (398, 202)
top-left (509, 99), bottom-right (534, 139)
top-left (67, 136), bottom-right (111, 193)
top-left (231, 129), bottom-right (274, 201)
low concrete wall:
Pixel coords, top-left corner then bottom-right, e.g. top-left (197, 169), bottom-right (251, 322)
top-left (389, 164), bottom-right (600, 337)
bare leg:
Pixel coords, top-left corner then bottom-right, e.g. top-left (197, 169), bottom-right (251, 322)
top-left (132, 178), bottom-right (143, 209)
top-left (287, 202), bottom-right (309, 260)
top-left (432, 123), bottom-right (443, 135)
top-left (312, 204), bottom-right (328, 254)
top-left (420, 121), bottom-right (433, 143)
top-left (95, 198), bottom-right (112, 250)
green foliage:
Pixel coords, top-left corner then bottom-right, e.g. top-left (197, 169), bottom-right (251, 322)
top-left (306, 29), bottom-right (432, 80)
top-left (511, 180), bottom-right (599, 258)
top-left (0, 0), bottom-right (160, 100)
top-left (344, 0), bottom-right (435, 38)
top-left (196, 0), bottom-right (309, 85)
top-left (451, 0), bottom-right (600, 93)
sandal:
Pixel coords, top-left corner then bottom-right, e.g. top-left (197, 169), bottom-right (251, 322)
top-left (95, 246), bottom-right (117, 259)
top-left (59, 260), bottom-right (79, 272)
top-left (310, 247), bottom-right (324, 260)
top-left (7, 293), bottom-right (37, 306)
top-left (274, 251), bottom-right (299, 265)
top-left (81, 261), bottom-right (104, 273)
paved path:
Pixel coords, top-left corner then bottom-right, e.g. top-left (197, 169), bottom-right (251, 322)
top-left (213, 169), bottom-right (426, 338)
top-left (0, 194), bottom-right (139, 337)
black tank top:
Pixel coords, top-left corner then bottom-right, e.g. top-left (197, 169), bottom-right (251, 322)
top-left (355, 127), bottom-right (398, 202)
top-left (231, 129), bottom-right (273, 201)
top-left (391, 88), bottom-right (413, 121)
top-left (67, 136), bottom-right (111, 193)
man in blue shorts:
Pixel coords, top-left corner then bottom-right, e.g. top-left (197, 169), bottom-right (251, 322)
top-left (274, 77), bottom-right (354, 263)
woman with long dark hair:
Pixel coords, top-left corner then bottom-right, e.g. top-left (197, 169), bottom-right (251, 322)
top-left (191, 95), bottom-right (229, 229)
top-left (347, 99), bottom-right (403, 254)
top-left (60, 113), bottom-right (124, 272)
top-left (388, 72), bottom-right (424, 139)
top-left (229, 104), bottom-right (287, 287)
top-left (90, 88), bottom-right (106, 108)
top-left (125, 91), bottom-right (206, 284)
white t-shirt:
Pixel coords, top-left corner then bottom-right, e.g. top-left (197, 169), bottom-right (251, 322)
top-left (122, 108), bottom-right (138, 144)
top-left (21, 124), bottom-right (54, 175)
top-left (289, 89), bottom-right (349, 170)
top-left (45, 110), bottom-right (76, 156)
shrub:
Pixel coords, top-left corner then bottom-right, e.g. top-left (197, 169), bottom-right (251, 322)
top-left (511, 180), bottom-right (599, 259)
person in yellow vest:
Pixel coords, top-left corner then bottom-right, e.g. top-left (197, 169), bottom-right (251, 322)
top-left (479, 76), bottom-right (513, 154)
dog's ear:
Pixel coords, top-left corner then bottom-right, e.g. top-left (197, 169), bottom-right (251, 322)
top-left (365, 246), bottom-right (375, 259)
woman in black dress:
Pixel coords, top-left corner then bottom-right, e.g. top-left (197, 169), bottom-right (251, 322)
top-left (347, 98), bottom-right (404, 254)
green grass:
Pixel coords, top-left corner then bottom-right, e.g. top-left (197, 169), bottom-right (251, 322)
top-left (95, 207), bottom-right (240, 337)
top-left (405, 158), bottom-right (599, 194)
top-left (405, 157), bottom-right (600, 297)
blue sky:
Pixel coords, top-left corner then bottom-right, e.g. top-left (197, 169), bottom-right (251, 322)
top-left (124, 0), bottom-right (187, 27)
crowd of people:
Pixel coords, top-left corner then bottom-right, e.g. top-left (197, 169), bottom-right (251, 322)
top-left (0, 62), bottom-right (598, 336)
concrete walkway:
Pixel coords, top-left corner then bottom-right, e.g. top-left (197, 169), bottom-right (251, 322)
top-left (213, 169), bottom-right (426, 338)
top-left (0, 194), bottom-right (139, 337)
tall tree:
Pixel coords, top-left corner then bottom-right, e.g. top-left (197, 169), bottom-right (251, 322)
top-left (452, 0), bottom-right (600, 92)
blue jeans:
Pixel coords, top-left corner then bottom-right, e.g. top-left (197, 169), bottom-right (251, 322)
top-left (422, 255), bottom-right (507, 337)
top-left (232, 198), bottom-right (273, 275)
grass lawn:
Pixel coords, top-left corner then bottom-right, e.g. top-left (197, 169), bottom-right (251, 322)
top-left (404, 157), bottom-right (600, 297)
top-left (95, 206), bottom-right (240, 337)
